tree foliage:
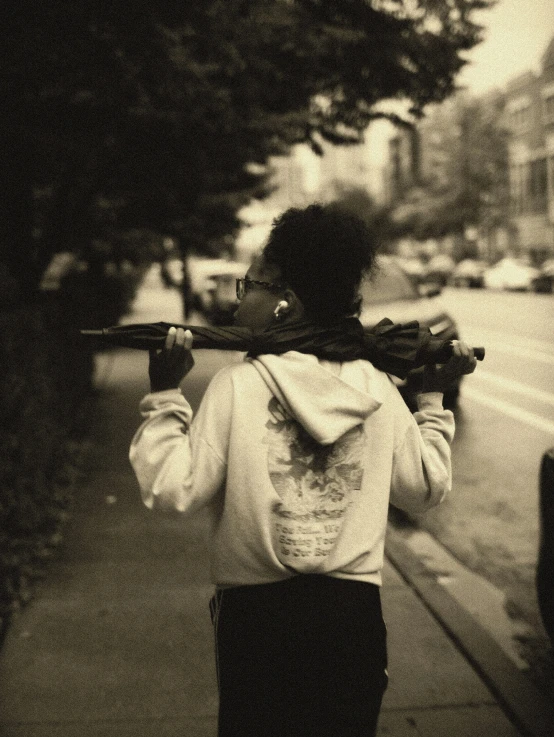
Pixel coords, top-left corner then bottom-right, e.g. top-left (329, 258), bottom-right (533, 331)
top-left (1, 0), bottom-right (493, 296)
top-left (330, 183), bottom-right (396, 253)
top-left (390, 90), bottom-right (510, 241)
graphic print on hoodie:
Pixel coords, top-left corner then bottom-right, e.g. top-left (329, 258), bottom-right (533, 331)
top-left (263, 394), bottom-right (365, 571)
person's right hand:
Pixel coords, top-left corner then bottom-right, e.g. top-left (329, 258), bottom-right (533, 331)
top-left (421, 340), bottom-right (477, 394)
top-left (148, 326), bottom-right (194, 392)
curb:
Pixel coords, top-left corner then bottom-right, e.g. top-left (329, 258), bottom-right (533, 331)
top-left (385, 525), bottom-right (554, 737)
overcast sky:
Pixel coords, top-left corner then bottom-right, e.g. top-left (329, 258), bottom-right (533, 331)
top-left (457, 0), bottom-right (554, 94)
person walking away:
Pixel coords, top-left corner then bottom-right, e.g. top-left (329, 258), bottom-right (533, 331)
top-left (130, 204), bottom-right (477, 737)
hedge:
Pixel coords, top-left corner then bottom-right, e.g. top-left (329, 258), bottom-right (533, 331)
top-left (0, 264), bottom-right (145, 645)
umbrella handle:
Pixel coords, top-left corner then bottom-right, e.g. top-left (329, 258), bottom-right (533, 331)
top-left (428, 342), bottom-right (485, 363)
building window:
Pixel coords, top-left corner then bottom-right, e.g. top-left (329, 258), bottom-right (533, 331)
top-left (512, 105), bottom-right (531, 132)
top-left (509, 166), bottom-right (518, 213)
top-left (510, 160), bottom-right (548, 214)
top-left (508, 95), bottom-right (532, 134)
top-left (543, 95), bottom-right (554, 125)
top-left (530, 159), bottom-right (547, 195)
top-left (541, 83), bottom-right (554, 125)
top-left (529, 158), bottom-right (548, 212)
top-left (510, 163), bottom-right (528, 214)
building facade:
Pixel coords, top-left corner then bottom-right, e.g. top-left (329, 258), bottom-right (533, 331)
top-left (385, 126), bottom-right (420, 202)
top-left (381, 36), bottom-right (554, 263)
top-left (505, 36), bottom-right (554, 259)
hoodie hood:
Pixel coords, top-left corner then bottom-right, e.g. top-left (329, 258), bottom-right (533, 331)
top-left (249, 351), bottom-right (383, 445)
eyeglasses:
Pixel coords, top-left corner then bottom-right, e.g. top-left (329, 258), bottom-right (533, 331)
top-left (236, 277), bottom-right (285, 301)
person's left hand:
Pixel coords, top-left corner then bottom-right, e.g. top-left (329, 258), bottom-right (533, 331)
top-left (421, 339), bottom-right (477, 394)
top-left (149, 327), bottom-right (194, 392)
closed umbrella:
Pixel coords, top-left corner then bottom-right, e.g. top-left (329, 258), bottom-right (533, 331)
top-left (81, 317), bottom-right (484, 380)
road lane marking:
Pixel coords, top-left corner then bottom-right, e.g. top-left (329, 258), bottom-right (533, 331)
top-left (475, 370), bottom-right (554, 408)
top-left (483, 342), bottom-right (554, 366)
top-left (458, 327), bottom-right (554, 364)
top-left (462, 386), bottom-right (554, 435)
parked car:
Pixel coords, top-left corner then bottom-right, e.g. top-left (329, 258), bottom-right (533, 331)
top-left (537, 447), bottom-right (554, 643)
top-left (533, 259), bottom-right (554, 293)
top-left (359, 256), bottom-right (462, 411)
top-left (187, 258), bottom-right (249, 319)
top-left (40, 251), bottom-right (79, 291)
top-left (483, 258), bottom-right (540, 291)
top-left (395, 256), bottom-right (427, 283)
top-left (199, 260), bottom-right (250, 325)
top-left (451, 258), bottom-right (487, 288)
top-left (425, 254), bottom-right (455, 287)
top-left (539, 258), bottom-right (554, 278)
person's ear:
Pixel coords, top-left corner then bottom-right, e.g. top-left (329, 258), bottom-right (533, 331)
top-left (277, 289), bottom-right (304, 320)
top-left (273, 300), bottom-right (289, 319)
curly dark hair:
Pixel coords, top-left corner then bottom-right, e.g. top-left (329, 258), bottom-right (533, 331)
top-left (262, 203), bottom-right (379, 323)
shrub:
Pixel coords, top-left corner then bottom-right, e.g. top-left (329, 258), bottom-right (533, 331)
top-left (0, 262), bottom-right (144, 642)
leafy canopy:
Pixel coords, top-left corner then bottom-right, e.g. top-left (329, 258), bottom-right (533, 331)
top-left (1, 0), bottom-right (493, 293)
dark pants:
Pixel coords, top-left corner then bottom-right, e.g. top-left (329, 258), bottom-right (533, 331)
top-left (210, 575), bottom-right (388, 737)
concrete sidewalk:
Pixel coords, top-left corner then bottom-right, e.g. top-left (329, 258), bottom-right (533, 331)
top-left (0, 277), bottom-right (551, 736)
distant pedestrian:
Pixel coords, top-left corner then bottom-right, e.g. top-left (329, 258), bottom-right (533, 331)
top-left (130, 203), bottom-right (477, 737)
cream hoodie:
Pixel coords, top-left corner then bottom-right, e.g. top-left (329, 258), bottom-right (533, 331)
top-left (129, 352), bottom-right (454, 587)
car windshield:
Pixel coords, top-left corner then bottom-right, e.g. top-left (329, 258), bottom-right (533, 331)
top-left (361, 260), bottom-right (418, 304)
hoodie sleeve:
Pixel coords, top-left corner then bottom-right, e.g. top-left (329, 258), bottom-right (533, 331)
top-left (129, 368), bottom-right (232, 514)
top-left (389, 392), bottom-right (455, 514)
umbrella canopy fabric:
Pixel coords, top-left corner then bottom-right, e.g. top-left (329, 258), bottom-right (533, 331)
top-left (81, 318), bottom-right (484, 380)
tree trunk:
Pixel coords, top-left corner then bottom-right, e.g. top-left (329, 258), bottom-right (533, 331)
top-left (0, 133), bottom-right (43, 299)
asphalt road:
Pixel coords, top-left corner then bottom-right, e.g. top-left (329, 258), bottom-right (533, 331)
top-left (418, 287), bottom-right (554, 675)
